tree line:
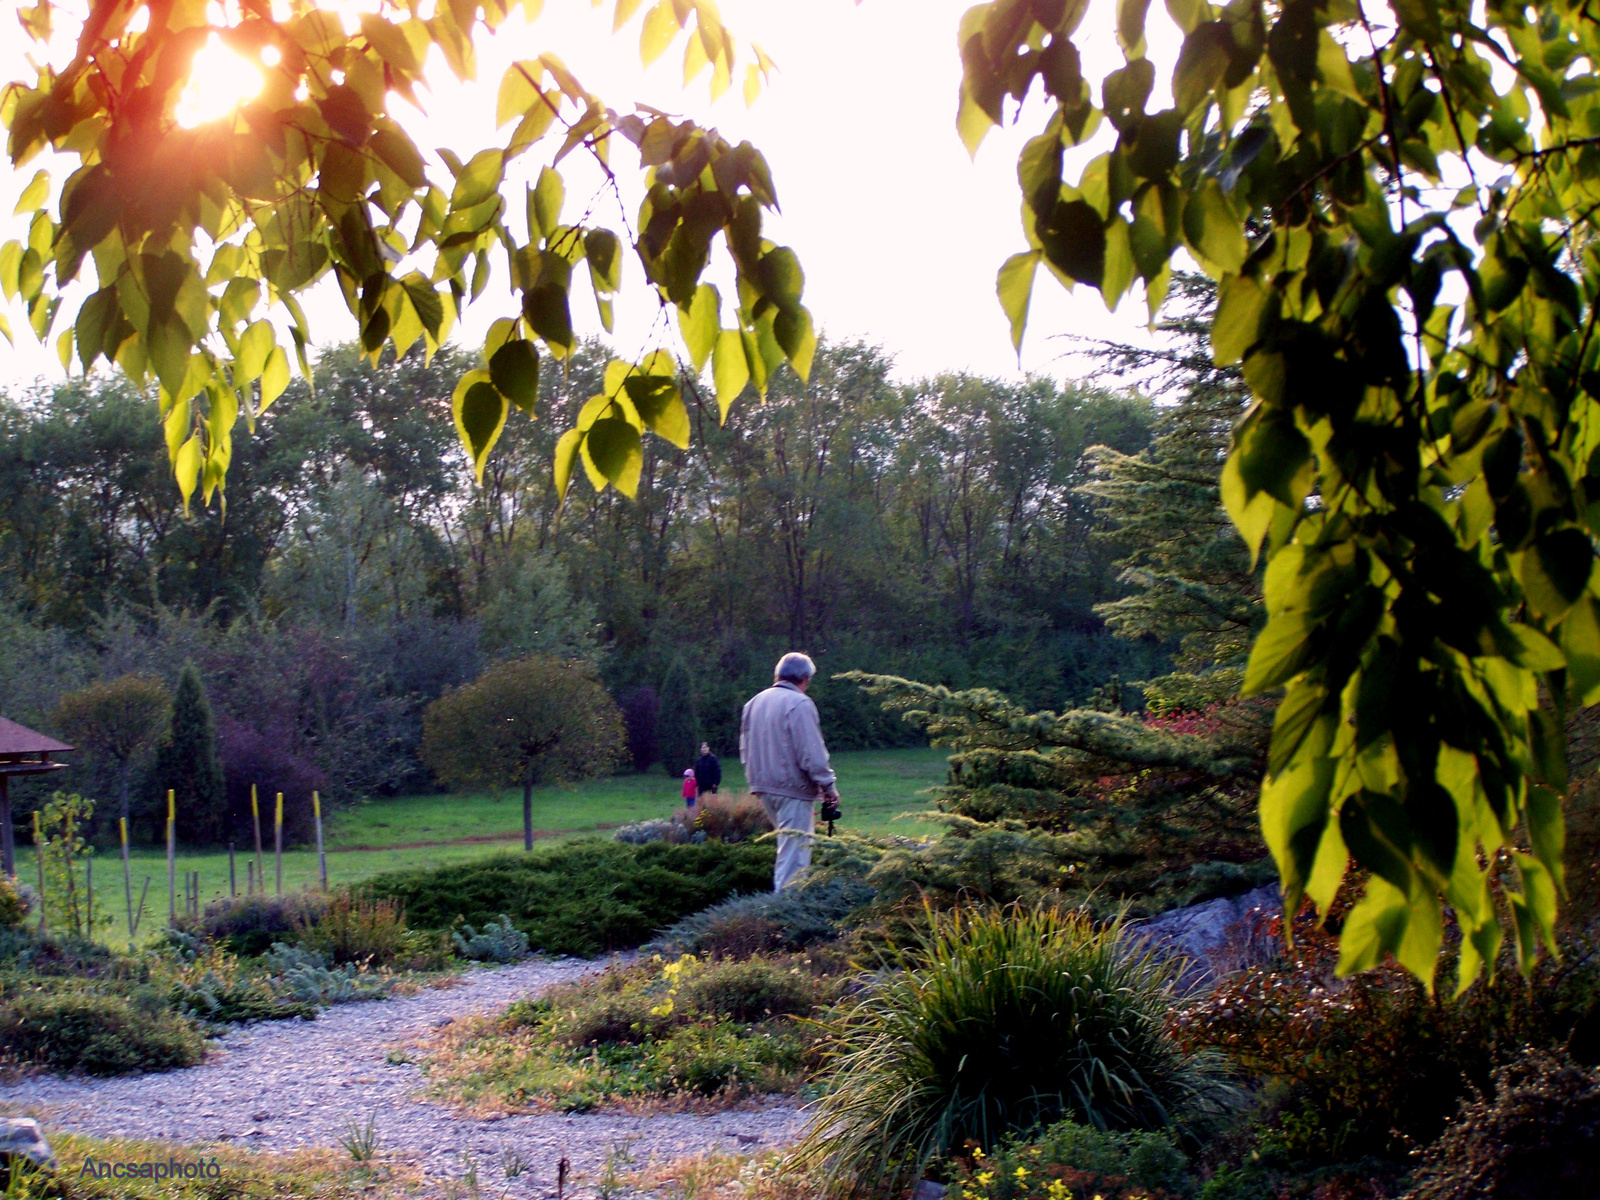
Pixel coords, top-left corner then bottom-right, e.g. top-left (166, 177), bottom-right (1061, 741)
top-left (0, 340), bottom-right (1163, 840)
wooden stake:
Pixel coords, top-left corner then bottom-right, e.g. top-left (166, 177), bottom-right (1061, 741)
top-left (86, 854), bottom-right (93, 937)
top-left (247, 859), bottom-right (254, 895)
top-left (166, 789), bottom-right (176, 926)
top-left (251, 784), bottom-right (263, 896)
top-left (229, 841), bottom-right (237, 899)
top-left (120, 818), bottom-right (134, 943)
top-left (33, 810), bottom-right (46, 935)
top-left (274, 792), bottom-right (283, 896)
top-left (0, 773), bottom-right (13, 879)
top-left (313, 791), bottom-right (327, 891)
top-left (133, 875), bottom-right (149, 938)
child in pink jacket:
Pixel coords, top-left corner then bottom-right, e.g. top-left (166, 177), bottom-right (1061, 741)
top-left (681, 768), bottom-right (698, 807)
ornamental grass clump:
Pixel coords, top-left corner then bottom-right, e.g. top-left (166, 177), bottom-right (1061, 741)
top-left (791, 904), bottom-right (1232, 1195)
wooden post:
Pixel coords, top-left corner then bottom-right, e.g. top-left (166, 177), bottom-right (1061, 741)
top-left (0, 773), bottom-right (12, 878)
top-left (228, 842), bottom-right (237, 899)
top-left (274, 792), bottom-right (283, 896)
top-left (166, 789), bottom-right (176, 926)
top-left (251, 785), bottom-right (263, 896)
top-left (313, 791), bottom-right (327, 891)
top-left (33, 810), bottom-right (46, 934)
top-left (86, 854), bottom-right (93, 937)
top-left (120, 818), bottom-right (134, 943)
top-left (247, 859), bottom-right (254, 895)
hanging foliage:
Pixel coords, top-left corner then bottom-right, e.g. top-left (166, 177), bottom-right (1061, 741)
top-left (960, 0), bottom-right (1600, 989)
top-left (0, 0), bottom-right (811, 507)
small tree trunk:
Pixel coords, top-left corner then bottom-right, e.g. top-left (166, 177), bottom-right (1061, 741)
top-left (523, 777), bottom-right (534, 852)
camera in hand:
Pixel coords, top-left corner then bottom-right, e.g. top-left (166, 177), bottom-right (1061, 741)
top-left (819, 795), bottom-right (841, 824)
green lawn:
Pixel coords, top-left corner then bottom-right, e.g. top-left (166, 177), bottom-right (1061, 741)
top-left (77, 747), bottom-right (950, 941)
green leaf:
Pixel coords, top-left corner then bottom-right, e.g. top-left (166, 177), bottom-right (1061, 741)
top-left (1561, 593), bottom-right (1600, 704)
top-left (531, 166), bottom-right (565, 241)
top-left (174, 434), bottom-right (204, 515)
top-left (452, 369), bottom-right (509, 485)
top-left (1337, 875), bottom-right (1442, 987)
top-left (1244, 610), bottom-right (1315, 694)
top-left (712, 329), bottom-right (750, 423)
top-left (1237, 405), bottom-right (1312, 509)
top-left (755, 247), bottom-right (804, 315)
top-left (370, 129), bottom-right (427, 190)
top-left (1391, 0), bottom-right (1442, 42)
top-left (1525, 785), bottom-right (1566, 897)
top-left (584, 416), bottom-right (643, 497)
top-left (585, 228), bottom-right (621, 294)
top-left (1173, 23), bottom-right (1230, 115)
top-left (1259, 753), bottom-right (1334, 910)
top-left (1212, 274), bottom-right (1267, 365)
top-left (236, 320), bottom-right (275, 384)
top-left (553, 427), bottom-right (582, 504)
top-left (997, 251), bottom-right (1040, 353)
top-left (774, 306), bottom-right (816, 383)
top-left (489, 338), bottom-right (541, 413)
top-left (316, 84), bottom-right (372, 147)
top-left (1520, 529), bottom-right (1593, 621)
top-left (523, 283), bottom-right (574, 358)
top-left (13, 169), bottom-right (48, 216)
top-left (1037, 199), bottom-right (1105, 288)
top-left (640, 1), bottom-right (679, 67)
top-left (624, 374), bottom-right (690, 450)
top-left (1117, 0), bottom-right (1152, 54)
top-left (260, 347), bottom-right (290, 412)
top-left (1182, 179), bottom-right (1248, 271)
top-left (678, 284), bottom-right (720, 372)
top-left (453, 150), bottom-right (506, 211)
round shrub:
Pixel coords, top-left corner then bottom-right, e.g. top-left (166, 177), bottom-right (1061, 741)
top-left (1403, 1047), bottom-right (1600, 1200)
top-left (0, 877), bottom-right (32, 929)
top-left (687, 957), bottom-right (837, 1022)
top-left (791, 904), bottom-right (1233, 1194)
top-left (0, 991), bottom-right (205, 1075)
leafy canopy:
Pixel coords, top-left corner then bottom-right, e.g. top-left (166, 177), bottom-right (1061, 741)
top-left (963, 0), bottom-right (1600, 989)
top-left (1, 0), bottom-right (814, 507)
top-left (420, 654), bottom-right (624, 791)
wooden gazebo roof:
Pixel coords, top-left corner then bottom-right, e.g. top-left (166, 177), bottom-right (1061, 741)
top-left (0, 717), bottom-right (72, 775)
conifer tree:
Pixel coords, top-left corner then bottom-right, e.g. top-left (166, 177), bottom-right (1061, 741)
top-left (148, 663), bottom-right (227, 844)
top-left (655, 658), bottom-right (701, 778)
top-left (1077, 274), bottom-right (1261, 709)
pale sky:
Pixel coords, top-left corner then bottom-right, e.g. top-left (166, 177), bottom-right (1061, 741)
top-left (0, 1), bottom-right (1186, 392)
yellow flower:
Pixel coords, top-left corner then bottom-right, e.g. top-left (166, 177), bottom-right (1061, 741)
top-left (972, 1148), bottom-right (985, 1160)
top-left (1014, 1168), bottom-right (1029, 1182)
top-left (975, 1171), bottom-right (995, 1186)
top-left (1046, 1181), bottom-right (1071, 1200)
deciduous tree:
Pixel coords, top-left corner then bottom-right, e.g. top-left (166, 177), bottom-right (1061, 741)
top-left (962, 0), bottom-right (1600, 987)
top-left (52, 672), bottom-right (171, 827)
top-left (421, 655), bottom-right (623, 849)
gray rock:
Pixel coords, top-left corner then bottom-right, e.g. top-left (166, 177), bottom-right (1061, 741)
top-left (0, 1117), bottom-right (55, 1171)
top-left (1136, 883), bottom-right (1281, 992)
top-left (913, 1180), bottom-right (948, 1200)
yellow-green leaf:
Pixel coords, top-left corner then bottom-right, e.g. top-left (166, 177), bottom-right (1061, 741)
top-left (640, 1), bottom-right (679, 66)
top-left (260, 347), bottom-right (290, 412)
top-left (712, 329), bottom-right (748, 423)
top-left (678, 283), bottom-right (720, 372)
top-left (583, 416), bottom-right (643, 496)
top-left (13, 170), bottom-right (49, 216)
top-left (452, 368), bottom-right (510, 484)
top-left (997, 250), bottom-right (1040, 354)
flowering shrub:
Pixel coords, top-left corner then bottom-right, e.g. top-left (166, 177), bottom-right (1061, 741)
top-left (945, 1120), bottom-right (1192, 1200)
top-left (1172, 906), bottom-right (1600, 1161)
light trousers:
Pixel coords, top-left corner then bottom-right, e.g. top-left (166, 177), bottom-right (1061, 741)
top-left (756, 794), bottom-right (815, 891)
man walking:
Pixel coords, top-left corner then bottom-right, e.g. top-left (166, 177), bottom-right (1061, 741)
top-left (740, 653), bottom-right (839, 891)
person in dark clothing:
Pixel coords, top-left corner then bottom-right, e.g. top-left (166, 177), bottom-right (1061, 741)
top-left (694, 742), bottom-right (722, 796)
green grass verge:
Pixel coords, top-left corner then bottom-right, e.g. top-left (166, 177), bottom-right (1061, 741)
top-left (70, 748), bottom-right (947, 947)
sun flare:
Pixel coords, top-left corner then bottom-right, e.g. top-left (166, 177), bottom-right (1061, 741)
top-left (174, 33), bottom-right (263, 129)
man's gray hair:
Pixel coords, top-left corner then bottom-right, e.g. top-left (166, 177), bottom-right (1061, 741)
top-left (774, 652), bottom-right (817, 684)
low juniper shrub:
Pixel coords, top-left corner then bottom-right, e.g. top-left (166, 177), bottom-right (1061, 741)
top-left (0, 990), bottom-right (204, 1076)
top-left (453, 915), bottom-right (530, 963)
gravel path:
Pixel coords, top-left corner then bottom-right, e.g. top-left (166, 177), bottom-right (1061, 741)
top-left (0, 957), bottom-right (808, 1195)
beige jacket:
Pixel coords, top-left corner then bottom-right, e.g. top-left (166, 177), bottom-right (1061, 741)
top-left (740, 682), bottom-right (837, 803)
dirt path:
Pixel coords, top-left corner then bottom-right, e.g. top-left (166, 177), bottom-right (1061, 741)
top-left (0, 957), bottom-right (806, 1196)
